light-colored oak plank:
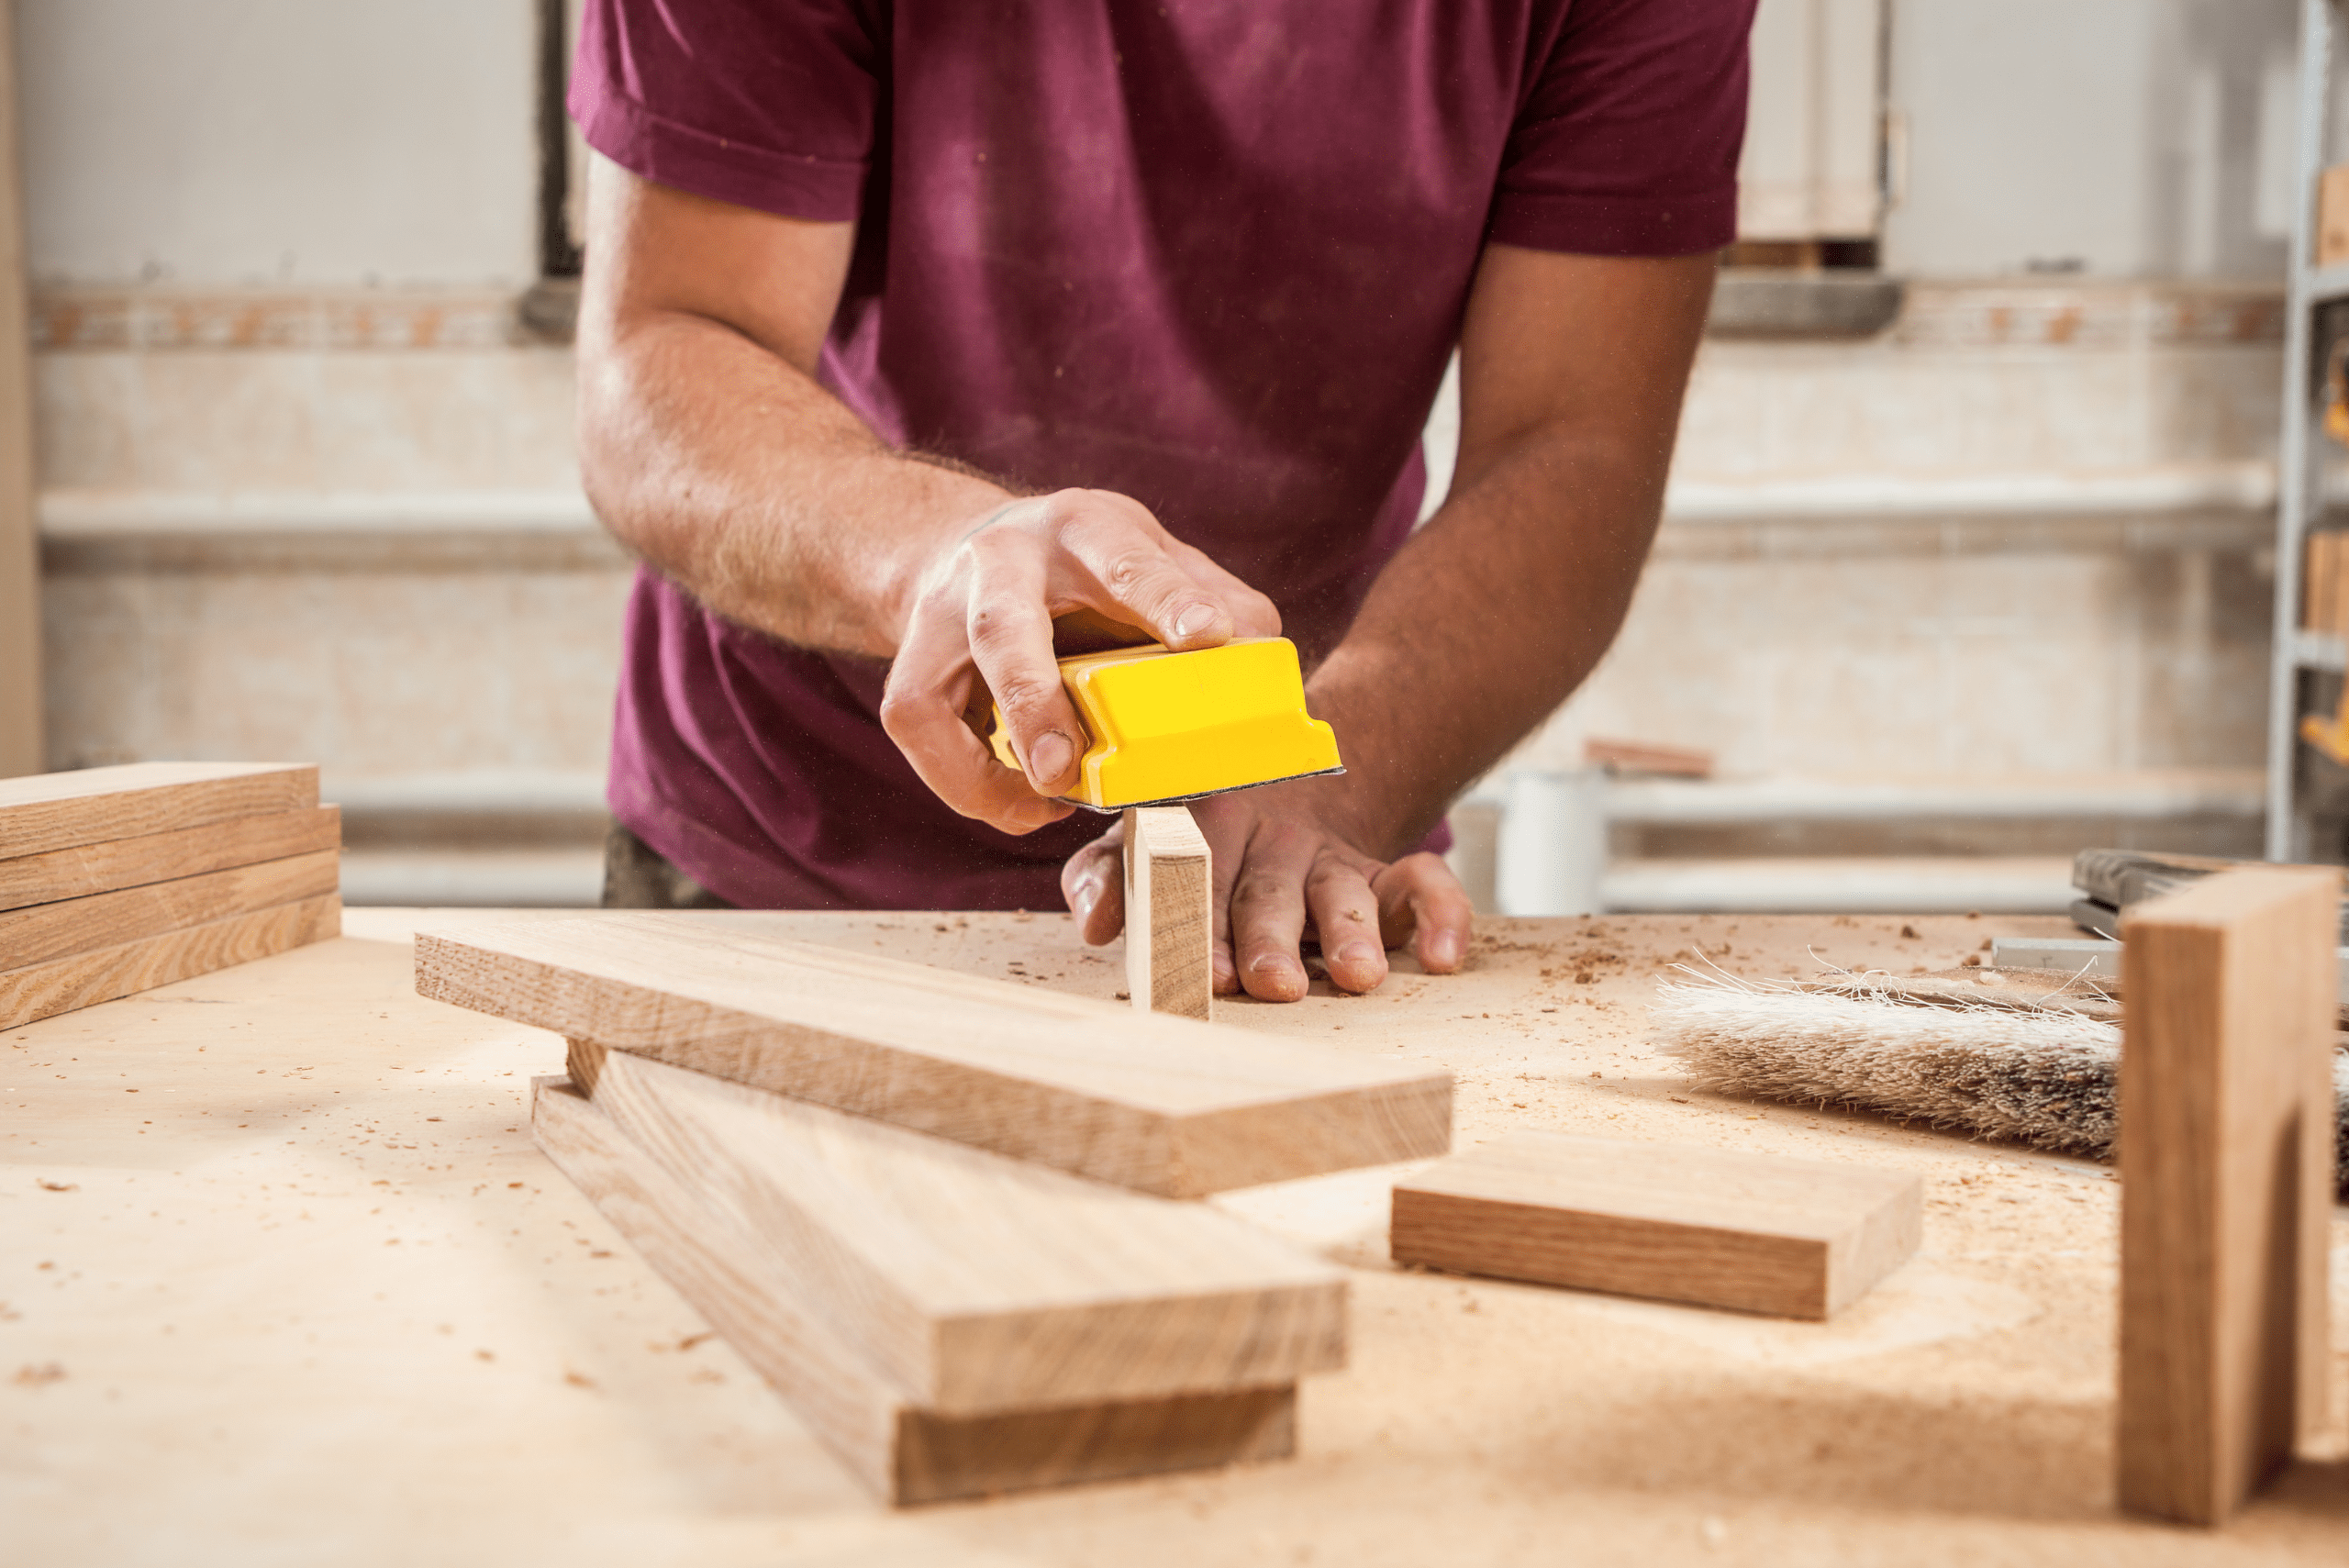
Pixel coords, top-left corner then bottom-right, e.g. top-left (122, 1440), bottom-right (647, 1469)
top-left (0, 893), bottom-right (340, 1030)
top-left (1389, 1129), bottom-right (1921, 1320)
top-left (530, 1075), bottom-right (1298, 1505)
top-left (416, 913), bottom-right (1452, 1196)
top-left (1124, 806), bottom-right (1212, 1019)
top-left (0, 848), bottom-right (340, 971)
top-left (0, 762), bottom-right (319, 859)
top-left (2118, 866), bottom-right (2337, 1527)
top-left (0, 806), bottom-right (340, 913)
top-left (573, 1040), bottom-right (1343, 1412)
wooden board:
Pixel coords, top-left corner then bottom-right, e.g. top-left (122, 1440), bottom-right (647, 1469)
top-left (0, 762), bottom-right (319, 860)
top-left (573, 1040), bottom-right (1344, 1412)
top-left (0, 805), bottom-right (340, 913)
top-left (2118, 866), bottom-right (2338, 1526)
top-left (0, 848), bottom-right (340, 971)
top-left (531, 1075), bottom-right (1298, 1505)
top-left (1124, 806), bottom-right (1212, 1020)
top-left (415, 913), bottom-right (1452, 1196)
top-left (1583, 738), bottom-right (1714, 778)
top-left (1389, 1129), bottom-right (1921, 1320)
top-left (2321, 163), bottom-right (2349, 270)
top-left (0, 892), bottom-right (340, 1029)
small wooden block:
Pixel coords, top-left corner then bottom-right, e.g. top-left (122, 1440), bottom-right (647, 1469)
top-left (2119, 866), bottom-right (2338, 1527)
top-left (0, 849), bottom-right (340, 971)
top-left (1389, 1130), bottom-right (1921, 1320)
top-left (0, 762), bottom-right (318, 861)
top-left (1583, 737), bottom-right (1715, 778)
top-left (1123, 806), bottom-right (1212, 1019)
top-left (530, 1076), bottom-right (1298, 1505)
top-left (572, 1040), bottom-right (1345, 1412)
top-left (0, 806), bottom-right (340, 913)
top-left (0, 894), bottom-right (341, 1030)
top-left (417, 913), bottom-right (1452, 1196)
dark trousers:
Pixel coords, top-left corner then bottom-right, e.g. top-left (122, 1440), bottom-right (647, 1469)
top-left (600, 822), bottom-right (737, 909)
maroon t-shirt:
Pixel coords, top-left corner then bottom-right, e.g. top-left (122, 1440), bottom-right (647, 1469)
top-left (573, 0), bottom-right (1752, 910)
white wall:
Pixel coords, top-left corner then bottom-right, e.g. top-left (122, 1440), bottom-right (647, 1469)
top-left (17, 0), bottom-right (537, 288)
top-left (1884, 0), bottom-right (2296, 279)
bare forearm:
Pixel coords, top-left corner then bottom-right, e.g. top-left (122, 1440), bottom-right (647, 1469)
top-left (577, 309), bottom-right (1009, 657)
top-left (1307, 428), bottom-right (1669, 853)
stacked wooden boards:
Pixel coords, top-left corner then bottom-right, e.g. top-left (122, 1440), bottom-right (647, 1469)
top-left (417, 913), bottom-right (1453, 1502)
top-left (1, 762), bottom-right (340, 1029)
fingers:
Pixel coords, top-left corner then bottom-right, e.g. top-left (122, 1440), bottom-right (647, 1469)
top-left (1162, 535), bottom-right (1284, 639)
top-left (878, 599), bottom-right (1075, 833)
top-left (1304, 854), bottom-right (1389, 994)
top-left (1374, 852), bottom-right (1475, 973)
top-left (960, 528), bottom-right (1089, 797)
top-left (1055, 493), bottom-right (1243, 651)
top-left (1224, 820), bottom-right (1322, 1002)
top-left (1060, 824), bottom-right (1127, 945)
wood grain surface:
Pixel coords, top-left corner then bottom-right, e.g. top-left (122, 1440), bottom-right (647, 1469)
top-left (416, 912), bottom-right (1452, 1195)
top-left (0, 849), bottom-right (340, 970)
top-left (2119, 866), bottom-right (2339, 1526)
top-left (572, 1040), bottom-right (1345, 1412)
top-left (0, 891), bottom-right (340, 1029)
top-left (1124, 806), bottom-right (1212, 1020)
top-left (531, 1075), bottom-right (1299, 1505)
top-left (0, 762), bottom-right (318, 860)
top-left (1391, 1129), bottom-right (1922, 1319)
top-left (0, 806), bottom-right (340, 913)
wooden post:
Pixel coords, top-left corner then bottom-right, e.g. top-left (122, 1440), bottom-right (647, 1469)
top-left (1123, 806), bottom-right (1213, 1020)
top-left (0, 3), bottom-right (42, 778)
top-left (2118, 866), bottom-right (2338, 1526)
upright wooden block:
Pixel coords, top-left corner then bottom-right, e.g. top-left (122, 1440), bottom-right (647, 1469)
top-left (0, 762), bottom-right (318, 860)
top-left (1390, 1131), bottom-right (1921, 1320)
top-left (2118, 866), bottom-right (2337, 1527)
top-left (1123, 806), bottom-right (1212, 1019)
top-left (417, 913), bottom-right (1452, 1196)
top-left (531, 1076), bottom-right (1300, 1505)
top-left (573, 1040), bottom-right (1346, 1413)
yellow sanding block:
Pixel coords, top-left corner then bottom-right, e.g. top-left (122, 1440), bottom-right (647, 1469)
top-left (988, 636), bottom-right (1343, 811)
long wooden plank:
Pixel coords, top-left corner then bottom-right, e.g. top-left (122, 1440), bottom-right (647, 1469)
top-left (0, 806), bottom-right (340, 912)
top-left (0, 893), bottom-right (340, 1031)
top-left (574, 1040), bottom-right (1343, 1412)
top-left (0, 762), bottom-right (319, 859)
top-left (530, 1076), bottom-right (1298, 1505)
top-left (1124, 806), bottom-right (1212, 1020)
top-left (2118, 866), bottom-right (2337, 1526)
top-left (416, 913), bottom-right (1452, 1196)
top-left (0, 849), bottom-right (340, 970)
top-left (1390, 1130), bottom-right (1921, 1320)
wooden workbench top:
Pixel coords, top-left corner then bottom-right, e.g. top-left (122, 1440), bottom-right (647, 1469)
top-left (6, 907), bottom-right (2344, 1564)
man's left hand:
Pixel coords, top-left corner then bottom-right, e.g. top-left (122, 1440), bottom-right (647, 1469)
top-left (1057, 780), bottom-right (1473, 1000)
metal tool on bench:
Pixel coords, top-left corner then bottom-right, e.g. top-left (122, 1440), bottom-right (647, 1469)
top-left (987, 634), bottom-right (1343, 811)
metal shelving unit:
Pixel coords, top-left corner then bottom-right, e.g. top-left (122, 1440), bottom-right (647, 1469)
top-left (2268, 0), bottom-right (2349, 862)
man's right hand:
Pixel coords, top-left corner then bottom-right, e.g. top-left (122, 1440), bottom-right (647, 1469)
top-left (878, 488), bottom-right (1280, 834)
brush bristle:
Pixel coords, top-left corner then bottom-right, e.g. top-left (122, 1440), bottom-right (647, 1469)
top-left (1649, 972), bottom-right (2349, 1193)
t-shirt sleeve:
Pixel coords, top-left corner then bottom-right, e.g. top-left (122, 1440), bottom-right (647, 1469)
top-left (569, 0), bottom-right (882, 222)
top-left (1491, 0), bottom-right (1756, 257)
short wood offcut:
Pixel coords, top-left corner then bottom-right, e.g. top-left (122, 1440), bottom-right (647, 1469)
top-left (532, 1075), bottom-right (1303, 1504)
top-left (1123, 806), bottom-right (1212, 1019)
top-left (2118, 866), bottom-right (2337, 1527)
top-left (417, 912), bottom-right (1452, 1195)
top-left (1390, 1129), bottom-right (1921, 1320)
